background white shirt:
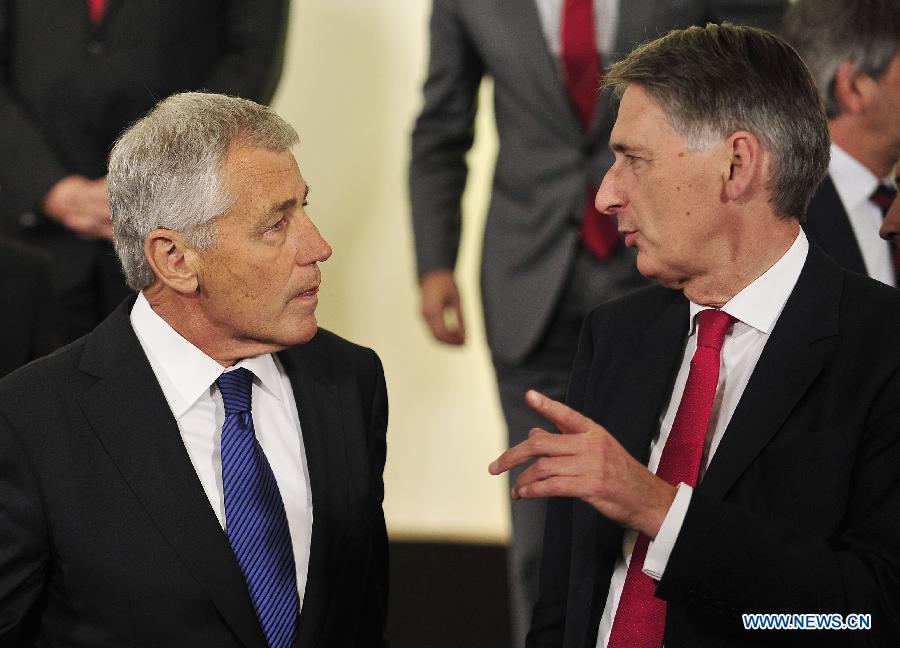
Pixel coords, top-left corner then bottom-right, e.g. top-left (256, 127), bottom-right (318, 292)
top-left (597, 230), bottom-right (810, 646)
top-left (535, 0), bottom-right (620, 62)
top-left (829, 143), bottom-right (896, 287)
top-left (130, 292), bottom-right (314, 609)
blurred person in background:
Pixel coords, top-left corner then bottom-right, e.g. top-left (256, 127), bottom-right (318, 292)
top-left (784, 0), bottom-right (900, 286)
top-left (408, 1), bottom-right (787, 644)
top-left (0, 0), bottom-right (289, 343)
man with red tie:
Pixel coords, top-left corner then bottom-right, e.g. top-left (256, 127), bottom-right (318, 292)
top-left (0, 0), bottom-right (289, 343)
top-left (491, 23), bottom-right (900, 647)
top-left (408, 3), bottom-right (787, 644)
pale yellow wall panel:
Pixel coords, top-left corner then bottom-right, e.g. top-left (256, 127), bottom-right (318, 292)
top-left (272, 1), bottom-right (510, 542)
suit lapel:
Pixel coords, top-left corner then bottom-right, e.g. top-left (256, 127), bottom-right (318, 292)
top-left (573, 291), bottom-right (689, 635)
top-left (803, 175), bottom-right (867, 275)
top-left (76, 301), bottom-right (268, 648)
top-left (279, 342), bottom-right (349, 648)
top-left (498, 0), bottom-right (583, 138)
top-left (604, 293), bottom-right (690, 464)
top-left (700, 245), bottom-right (842, 498)
top-left (585, 0), bottom-right (656, 141)
top-left (609, 1), bottom-right (656, 63)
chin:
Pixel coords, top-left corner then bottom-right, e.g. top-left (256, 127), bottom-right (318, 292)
top-left (285, 318), bottom-right (319, 346)
top-left (635, 254), bottom-right (658, 281)
top-left (257, 316), bottom-right (319, 351)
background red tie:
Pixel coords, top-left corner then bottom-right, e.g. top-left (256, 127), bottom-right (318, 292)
top-left (561, 0), bottom-right (620, 260)
top-left (607, 309), bottom-right (735, 648)
top-left (870, 184), bottom-right (899, 283)
top-left (87, 0), bottom-right (107, 24)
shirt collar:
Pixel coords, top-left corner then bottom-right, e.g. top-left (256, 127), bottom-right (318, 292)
top-left (130, 292), bottom-right (283, 418)
top-left (688, 229), bottom-right (809, 335)
top-left (829, 143), bottom-right (884, 211)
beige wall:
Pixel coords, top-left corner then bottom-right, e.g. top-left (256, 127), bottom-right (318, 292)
top-left (272, 1), bottom-right (510, 542)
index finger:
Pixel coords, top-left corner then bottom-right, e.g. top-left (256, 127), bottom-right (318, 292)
top-left (488, 429), bottom-right (566, 476)
top-left (526, 390), bottom-right (595, 435)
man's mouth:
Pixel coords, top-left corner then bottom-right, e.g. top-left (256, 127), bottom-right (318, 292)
top-left (293, 285), bottom-right (319, 300)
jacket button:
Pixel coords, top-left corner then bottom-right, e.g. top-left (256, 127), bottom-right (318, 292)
top-left (86, 40), bottom-right (105, 56)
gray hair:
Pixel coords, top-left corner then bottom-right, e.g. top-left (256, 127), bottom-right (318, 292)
top-left (784, 0), bottom-right (900, 118)
top-left (606, 23), bottom-right (830, 222)
top-left (108, 92), bottom-right (299, 290)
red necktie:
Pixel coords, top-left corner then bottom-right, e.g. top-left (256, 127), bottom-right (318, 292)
top-left (87, 0), bottom-right (107, 24)
top-left (870, 184), bottom-right (899, 283)
top-left (607, 309), bottom-right (736, 648)
top-left (561, 0), bottom-right (620, 260)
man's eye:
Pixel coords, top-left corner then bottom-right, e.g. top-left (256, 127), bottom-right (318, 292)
top-left (270, 217), bottom-right (286, 231)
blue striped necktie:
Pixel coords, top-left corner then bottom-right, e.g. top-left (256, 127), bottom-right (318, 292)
top-left (217, 367), bottom-right (298, 648)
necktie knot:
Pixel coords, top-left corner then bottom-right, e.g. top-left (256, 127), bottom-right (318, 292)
top-left (217, 367), bottom-right (254, 416)
top-left (696, 309), bottom-right (735, 352)
top-left (870, 185), bottom-right (898, 217)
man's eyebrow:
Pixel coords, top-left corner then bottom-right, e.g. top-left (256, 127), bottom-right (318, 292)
top-left (272, 197), bottom-right (297, 213)
top-left (266, 185), bottom-right (308, 219)
top-left (610, 141), bottom-right (648, 154)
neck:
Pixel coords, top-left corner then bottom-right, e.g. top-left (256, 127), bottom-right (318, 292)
top-left (143, 285), bottom-right (282, 367)
top-left (681, 217), bottom-right (799, 308)
top-left (830, 118), bottom-right (900, 179)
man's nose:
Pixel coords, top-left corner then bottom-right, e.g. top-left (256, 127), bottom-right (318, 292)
top-left (595, 169), bottom-right (626, 216)
top-left (297, 217), bottom-right (333, 264)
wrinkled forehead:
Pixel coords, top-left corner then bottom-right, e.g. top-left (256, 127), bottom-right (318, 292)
top-left (218, 146), bottom-right (305, 217)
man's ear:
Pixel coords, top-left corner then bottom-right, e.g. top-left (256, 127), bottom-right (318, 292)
top-left (833, 61), bottom-right (869, 115)
top-left (144, 228), bottom-right (200, 294)
top-left (723, 130), bottom-right (764, 202)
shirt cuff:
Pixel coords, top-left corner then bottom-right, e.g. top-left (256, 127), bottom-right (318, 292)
top-left (642, 482), bottom-right (693, 580)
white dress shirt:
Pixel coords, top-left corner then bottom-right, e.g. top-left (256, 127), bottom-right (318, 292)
top-left (130, 292), bottom-right (313, 609)
top-left (597, 230), bottom-right (809, 647)
top-left (535, 0), bottom-right (620, 61)
top-left (829, 143), bottom-right (896, 287)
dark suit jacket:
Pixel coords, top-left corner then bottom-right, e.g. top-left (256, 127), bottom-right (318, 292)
top-left (0, 238), bottom-right (60, 377)
top-left (528, 245), bottom-right (900, 647)
top-left (0, 299), bottom-right (389, 647)
top-left (0, 0), bottom-right (289, 338)
top-left (0, 0), bottom-right (289, 231)
top-left (409, 0), bottom-right (787, 364)
top-left (803, 175), bottom-right (869, 276)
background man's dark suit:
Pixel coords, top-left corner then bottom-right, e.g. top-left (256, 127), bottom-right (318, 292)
top-left (0, 0), bottom-right (289, 340)
top-left (528, 245), bottom-right (900, 647)
top-left (0, 238), bottom-right (60, 378)
top-left (804, 175), bottom-right (874, 276)
top-left (0, 299), bottom-right (388, 647)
